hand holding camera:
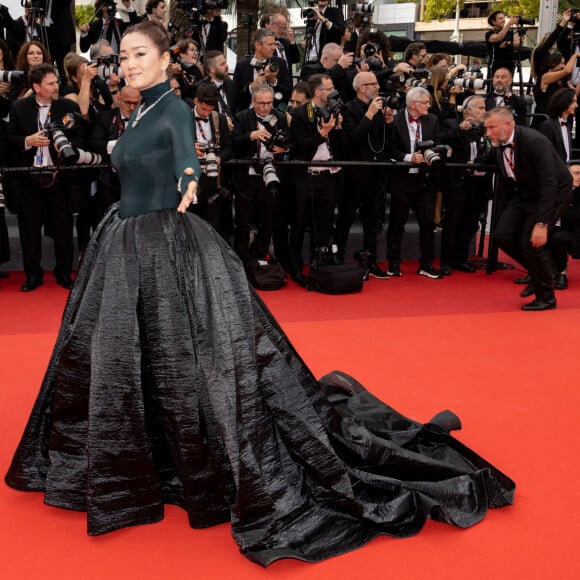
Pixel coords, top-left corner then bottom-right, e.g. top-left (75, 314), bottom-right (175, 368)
top-left (366, 96), bottom-right (384, 119)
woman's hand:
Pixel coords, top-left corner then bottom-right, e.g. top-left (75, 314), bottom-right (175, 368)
top-left (177, 168), bottom-right (198, 213)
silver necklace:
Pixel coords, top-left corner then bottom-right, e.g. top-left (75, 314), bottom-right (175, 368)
top-left (131, 89), bottom-right (173, 128)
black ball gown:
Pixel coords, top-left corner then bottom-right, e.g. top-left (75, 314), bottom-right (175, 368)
top-left (5, 81), bottom-right (515, 567)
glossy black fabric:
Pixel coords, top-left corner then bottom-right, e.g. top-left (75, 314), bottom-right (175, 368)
top-left (5, 207), bottom-right (515, 566)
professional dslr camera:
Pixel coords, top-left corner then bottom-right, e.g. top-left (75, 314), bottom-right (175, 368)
top-left (462, 121), bottom-right (485, 142)
top-left (351, 3), bottom-right (374, 29)
top-left (250, 58), bottom-right (279, 74)
top-left (450, 66), bottom-right (486, 91)
top-left (416, 140), bottom-right (452, 166)
top-left (352, 56), bottom-right (383, 71)
top-left (94, 54), bottom-right (122, 81)
top-left (259, 115), bottom-right (291, 153)
top-left (198, 141), bottom-right (220, 178)
top-left (0, 70), bottom-right (25, 83)
top-left (314, 90), bottom-right (343, 122)
top-left (405, 69), bottom-right (433, 92)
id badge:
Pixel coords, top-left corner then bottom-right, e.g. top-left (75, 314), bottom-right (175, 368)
top-left (34, 154), bottom-right (43, 168)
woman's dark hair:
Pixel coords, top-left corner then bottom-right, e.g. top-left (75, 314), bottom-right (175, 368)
top-left (547, 87), bottom-right (577, 118)
top-left (15, 40), bottom-right (51, 72)
top-left (177, 39), bottom-right (199, 55)
top-left (63, 53), bottom-right (89, 89)
top-left (545, 53), bottom-right (564, 72)
top-left (0, 39), bottom-right (15, 70)
top-left (356, 28), bottom-right (390, 63)
top-left (429, 66), bottom-right (448, 110)
top-left (292, 80), bottom-right (312, 100)
top-left (124, 19), bottom-right (170, 55)
top-left (426, 53), bottom-right (450, 70)
top-left (488, 11), bottom-right (503, 27)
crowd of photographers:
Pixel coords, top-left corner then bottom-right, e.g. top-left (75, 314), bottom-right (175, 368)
top-left (1, 1), bottom-right (580, 298)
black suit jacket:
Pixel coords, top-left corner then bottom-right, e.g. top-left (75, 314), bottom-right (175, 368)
top-left (45, 0), bottom-right (76, 55)
top-left (319, 7), bottom-right (345, 52)
top-left (493, 125), bottom-right (573, 224)
top-left (275, 36), bottom-right (300, 66)
top-left (232, 108), bottom-right (288, 159)
top-left (192, 16), bottom-right (228, 54)
top-left (485, 93), bottom-right (527, 126)
top-left (194, 76), bottom-right (240, 118)
top-left (233, 57), bottom-right (292, 111)
top-left (192, 110), bottom-right (233, 163)
top-left (79, 11), bottom-right (138, 53)
top-left (7, 15), bottom-right (42, 58)
top-left (539, 117), bottom-right (572, 163)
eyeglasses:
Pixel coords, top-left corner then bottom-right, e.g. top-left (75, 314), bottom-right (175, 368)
top-left (254, 101), bottom-right (273, 106)
top-left (414, 100), bottom-right (431, 105)
top-left (362, 82), bottom-right (379, 86)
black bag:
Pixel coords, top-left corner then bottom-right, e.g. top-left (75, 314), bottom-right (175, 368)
top-left (308, 264), bottom-right (365, 294)
top-left (245, 260), bottom-right (288, 291)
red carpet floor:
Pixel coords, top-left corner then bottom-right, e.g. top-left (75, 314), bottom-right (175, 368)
top-left (1, 258), bottom-right (580, 579)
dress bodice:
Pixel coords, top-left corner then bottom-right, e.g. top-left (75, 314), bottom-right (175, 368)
top-left (112, 81), bottom-right (200, 219)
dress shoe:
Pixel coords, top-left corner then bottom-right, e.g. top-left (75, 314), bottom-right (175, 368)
top-left (368, 263), bottom-right (390, 279)
top-left (440, 265), bottom-right (452, 276)
top-left (452, 262), bottom-right (476, 273)
top-left (20, 279), bottom-right (43, 292)
top-left (520, 283), bottom-right (534, 298)
top-left (555, 273), bottom-right (568, 290)
top-left (514, 274), bottom-right (531, 285)
top-left (387, 263), bottom-right (401, 277)
top-left (521, 297), bottom-right (557, 311)
top-left (290, 271), bottom-right (307, 287)
top-left (56, 277), bottom-right (73, 290)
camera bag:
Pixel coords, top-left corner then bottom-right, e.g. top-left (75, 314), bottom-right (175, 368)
top-left (308, 264), bottom-right (365, 294)
top-left (245, 259), bottom-right (288, 291)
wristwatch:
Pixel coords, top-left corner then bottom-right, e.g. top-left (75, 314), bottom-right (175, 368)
top-left (536, 222), bottom-right (548, 228)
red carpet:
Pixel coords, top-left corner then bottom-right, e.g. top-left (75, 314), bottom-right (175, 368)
top-left (1, 259), bottom-right (580, 579)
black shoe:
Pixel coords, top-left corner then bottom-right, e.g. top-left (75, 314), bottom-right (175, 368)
top-left (514, 274), bottom-right (531, 285)
top-left (453, 261), bottom-right (476, 273)
top-left (56, 276), bottom-right (73, 290)
top-left (520, 283), bottom-right (534, 298)
top-left (387, 263), bottom-right (401, 277)
top-left (555, 273), bottom-right (568, 290)
top-left (20, 279), bottom-right (43, 292)
top-left (290, 271), bottom-right (307, 287)
top-left (440, 265), bottom-right (452, 276)
top-left (521, 297), bottom-right (557, 311)
top-left (368, 264), bottom-right (390, 279)
top-left (417, 265), bottom-right (443, 279)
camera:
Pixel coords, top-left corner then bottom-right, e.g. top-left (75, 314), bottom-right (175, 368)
top-left (100, 1), bottom-right (116, 13)
top-left (351, 2), bottom-right (373, 29)
top-left (43, 113), bottom-right (79, 165)
top-left (259, 115), bottom-right (291, 152)
top-left (453, 77), bottom-right (486, 91)
top-left (250, 58), bottom-right (278, 74)
top-left (379, 92), bottom-right (398, 110)
top-left (0, 70), bottom-right (25, 83)
top-left (571, 9), bottom-right (580, 24)
top-left (253, 158), bottom-right (280, 195)
top-left (363, 43), bottom-right (379, 57)
top-left (94, 54), bottom-right (122, 81)
top-left (462, 121), bottom-right (485, 142)
top-left (302, 0), bottom-right (317, 19)
top-left (314, 89), bottom-right (343, 122)
top-left (405, 73), bottom-right (433, 92)
top-left (515, 14), bottom-right (535, 26)
top-left (199, 141), bottom-right (219, 178)
top-left (176, 0), bottom-right (227, 11)
top-left (353, 57), bottom-right (383, 71)
top-left (417, 140), bottom-right (451, 166)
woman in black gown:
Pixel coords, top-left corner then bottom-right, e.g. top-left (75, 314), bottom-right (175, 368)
top-left (5, 20), bottom-right (515, 567)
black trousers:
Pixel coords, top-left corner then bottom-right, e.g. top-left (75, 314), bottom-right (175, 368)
top-left (191, 173), bottom-right (226, 237)
top-left (386, 177), bottom-right (437, 269)
top-left (494, 205), bottom-right (555, 300)
top-left (334, 169), bottom-right (386, 260)
top-left (549, 226), bottom-right (574, 273)
top-left (290, 170), bottom-right (339, 272)
top-left (18, 177), bottom-right (74, 281)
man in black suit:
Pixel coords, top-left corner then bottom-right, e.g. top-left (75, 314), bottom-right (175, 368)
top-left (289, 73), bottom-right (347, 281)
top-left (539, 87), bottom-right (576, 163)
top-left (386, 86), bottom-right (443, 279)
top-left (233, 28), bottom-right (291, 111)
top-left (268, 12), bottom-right (300, 68)
top-left (0, 2), bottom-right (14, 47)
top-left (7, 64), bottom-right (88, 292)
top-left (190, 83), bottom-right (232, 236)
top-left (484, 107), bottom-right (573, 310)
top-left (7, 2), bottom-right (42, 58)
top-left (89, 84), bottom-right (141, 219)
top-left (190, 5), bottom-right (228, 57)
top-left (484, 68), bottom-right (527, 126)
top-left (43, 0), bottom-right (76, 78)
top-left (304, 0), bottom-right (345, 63)
top-left (231, 85), bottom-right (289, 265)
top-left (334, 71), bottom-right (392, 278)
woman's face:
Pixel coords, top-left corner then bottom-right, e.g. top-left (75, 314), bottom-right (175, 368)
top-left (181, 43), bottom-right (199, 65)
top-left (120, 32), bottom-right (170, 91)
top-left (27, 44), bottom-right (44, 67)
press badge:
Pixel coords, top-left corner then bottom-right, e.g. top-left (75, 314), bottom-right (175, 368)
top-left (34, 153), bottom-right (44, 167)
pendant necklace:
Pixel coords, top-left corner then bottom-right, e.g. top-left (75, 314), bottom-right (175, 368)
top-left (131, 89), bottom-right (173, 128)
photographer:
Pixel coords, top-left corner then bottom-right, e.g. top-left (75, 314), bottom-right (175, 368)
top-left (485, 67), bottom-right (527, 126)
top-left (386, 86), bottom-right (442, 279)
top-left (144, 0), bottom-right (167, 26)
top-left (80, 0), bottom-right (138, 54)
top-left (269, 12), bottom-right (300, 67)
top-left (231, 85), bottom-right (289, 265)
top-left (303, 0), bottom-right (345, 63)
top-left (289, 73), bottom-right (347, 281)
top-left (439, 95), bottom-right (491, 274)
top-left (0, 2), bottom-right (14, 47)
top-left (334, 71), bottom-right (393, 278)
top-left (171, 39), bottom-right (203, 100)
top-left (7, 63), bottom-right (92, 292)
top-left (233, 27), bottom-right (291, 111)
top-left (485, 11), bottom-right (521, 75)
top-left (539, 88), bottom-right (577, 164)
top-left (191, 83), bottom-right (232, 236)
top-left (188, 1), bottom-right (228, 56)
top-left (14, 40), bottom-right (50, 98)
top-left (427, 65), bottom-right (459, 123)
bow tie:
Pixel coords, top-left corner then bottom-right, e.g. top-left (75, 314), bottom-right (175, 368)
top-left (561, 120), bottom-right (569, 127)
top-left (499, 142), bottom-right (513, 150)
top-left (408, 115), bottom-right (420, 124)
top-left (195, 116), bottom-right (209, 122)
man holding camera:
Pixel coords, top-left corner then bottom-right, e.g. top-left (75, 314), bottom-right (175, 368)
top-left (7, 64), bottom-right (88, 292)
top-left (304, 0), bottom-right (345, 63)
top-left (191, 83), bottom-right (232, 236)
top-left (334, 71), bottom-right (393, 278)
top-left (289, 73), bottom-right (347, 281)
top-left (233, 27), bottom-right (291, 111)
top-left (188, 1), bottom-right (228, 56)
top-left (485, 11), bottom-right (522, 75)
top-left (231, 85), bottom-right (288, 265)
top-left (386, 86), bottom-right (442, 279)
top-left (268, 12), bottom-right (300, 68)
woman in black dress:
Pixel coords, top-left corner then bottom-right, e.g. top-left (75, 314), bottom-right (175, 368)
top-left (5, 20), bottom-right (515, 567)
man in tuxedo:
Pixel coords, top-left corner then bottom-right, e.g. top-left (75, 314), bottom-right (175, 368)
top-left (195, 50), bottom-right (238, 129)
top-left (231, 85), bottom-right (289, 264)
top-left (233, 27), bottom-right (291, 111)
top-left (7, 63), bottom-right (87, 292)
top-left (190, 4), bottom-right (227, 57)
top-left (89, 84), bottom-right (141, 219)
top-left (42, 0), bottom-right (76, 78)
top-left (386, 86), bottom-right (443, 279)
top-left (484, 107), bottom-right (573, 310)
top-left (268, 12), bottom-right (300, 68)
top-left (304, 0), bottom-right (345, 63)
top-left (190, 83), bottom-right (232, 236)
top-left (334, 71), bottom-right (392, 278)
top-left (484, 68), bottom-right (527, 126)
top-left (539, 87), bottom-right (577, 163)
top-left (7, 2), bottom-right (42, 58)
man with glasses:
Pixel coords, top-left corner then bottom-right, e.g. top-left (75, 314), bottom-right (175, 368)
top-left (289, 74), bottom-right (347, 282)
top-left (335, 71), bottom-right (393, 278)
top-left (90, 85), bottom-right (141, 219)
top-left (269, 13), bottom-right (300, 68)
top-left (386, 86), bottom-right (443, 279)
top-left (231, 85), bottom-right (289, 265)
